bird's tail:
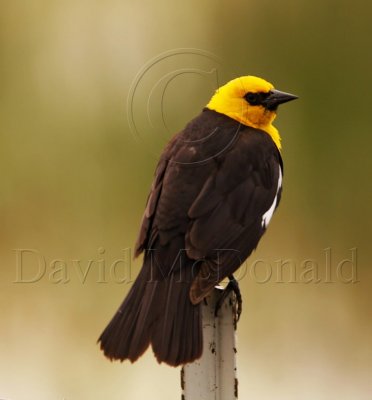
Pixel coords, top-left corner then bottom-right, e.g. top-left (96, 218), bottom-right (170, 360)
top-left (98, 257), bottom-right (202, 366)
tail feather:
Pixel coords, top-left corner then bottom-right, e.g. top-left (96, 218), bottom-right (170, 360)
top-left (98, 265), bottom-right (157, 362)
top-left (151, 273), bottom-right (202, 365)
top-left (98, 259), bottom-right (202, 366)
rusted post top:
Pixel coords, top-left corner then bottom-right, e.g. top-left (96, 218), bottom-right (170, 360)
top-left (181, 287), bottom-right (238, 400)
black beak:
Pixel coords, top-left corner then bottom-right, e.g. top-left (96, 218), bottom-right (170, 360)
top-left (263, 89), bottom-right (298, 111)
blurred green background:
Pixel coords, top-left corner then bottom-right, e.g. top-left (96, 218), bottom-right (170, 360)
top-left (1, 0), bottom-right (371, 399)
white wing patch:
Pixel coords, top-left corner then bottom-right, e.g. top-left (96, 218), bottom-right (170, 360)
top-left (262, 167), bottom-right (282, 228)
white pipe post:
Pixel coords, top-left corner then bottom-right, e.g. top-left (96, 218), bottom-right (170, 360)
top-left (181, 287), bottom-right (238, 400)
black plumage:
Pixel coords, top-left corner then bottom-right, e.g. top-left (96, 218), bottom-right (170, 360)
top-left (98, 108), bottom-right (283, 366)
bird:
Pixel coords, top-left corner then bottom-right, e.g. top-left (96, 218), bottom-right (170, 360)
top-left (98, 75), bottom-right (297, 367)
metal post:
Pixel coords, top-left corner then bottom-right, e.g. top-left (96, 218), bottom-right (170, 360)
top-left (181, 287), bottom-right (238, 399)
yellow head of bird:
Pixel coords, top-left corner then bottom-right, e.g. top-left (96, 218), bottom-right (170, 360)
top-left (206, 76), bottom-right (297, 150)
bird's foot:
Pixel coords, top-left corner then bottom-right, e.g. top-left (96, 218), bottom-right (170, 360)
top-left (215, 275), bottom-right (242, 323)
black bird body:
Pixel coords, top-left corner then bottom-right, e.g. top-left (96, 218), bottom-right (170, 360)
top-left (98, 76), bottom-right (297, 366)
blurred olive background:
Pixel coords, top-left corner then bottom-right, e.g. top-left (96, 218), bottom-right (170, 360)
top-left (1, 0), bottom-right (371, 399)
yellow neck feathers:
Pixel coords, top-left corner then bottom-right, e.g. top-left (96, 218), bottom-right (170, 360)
top-left (206, 76), bottom-right (282, 150)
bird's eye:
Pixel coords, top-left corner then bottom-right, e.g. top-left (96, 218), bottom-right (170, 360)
top-left (245, 92), bottom-right (260, 105)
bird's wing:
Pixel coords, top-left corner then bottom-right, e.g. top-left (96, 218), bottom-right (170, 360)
top-left (134, 109), bottom-right (236, 258)
top-left (185, 128), bottom-right (282, 302)
top-left (134, 156), bottom-right (168, 258)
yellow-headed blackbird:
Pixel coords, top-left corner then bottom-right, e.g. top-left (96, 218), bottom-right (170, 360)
top-left (99, 76), bottom-right (297, 366)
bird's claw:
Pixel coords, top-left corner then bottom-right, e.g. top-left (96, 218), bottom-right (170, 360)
top-left (215, 276), bottom-right (242, 323)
